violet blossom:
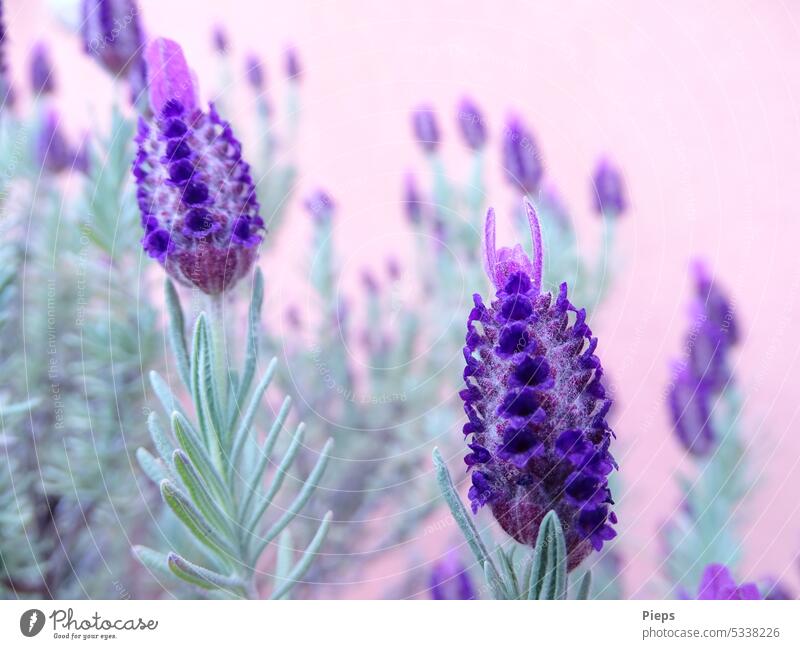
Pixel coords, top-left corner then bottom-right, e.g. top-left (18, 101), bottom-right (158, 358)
top-left (592, 157), bottom-right (627, 216)
top-left (430, 552), bottom-right (476, 600)
top-left (668, 261), bottom-right (737, 455)
top-left (30, 42), bottom-right (55, 96)
top-left (412, 105), bottom-right (440, 154)
top-left (457, 97), bottom-right (487, 151)
top-left (695, 564), bottom-right (760, 600)
top-left (81, 0), bottom-right (145, 77)
top-left (502, 115), bottom-right (542, 196)
top-left (133, 38), bottom-right (264, 294)
top-left (461, 198), bottom-right (617, 570)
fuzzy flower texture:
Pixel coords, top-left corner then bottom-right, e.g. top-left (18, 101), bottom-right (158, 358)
top-left (133, 38), bottom-right (263, 294)
top-left (461, 199), bottom-right (617, 569)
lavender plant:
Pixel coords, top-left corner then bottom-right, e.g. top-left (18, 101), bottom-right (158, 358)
top-left (663, 261), bottom-right (747, 596)
top-left (131, 37), bottom-right (332, 598)
top-left (434, 198), bottom-right (618, 599)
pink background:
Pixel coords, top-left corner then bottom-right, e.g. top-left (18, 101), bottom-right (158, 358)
top-left (8, 0), bottom-right (800, 596)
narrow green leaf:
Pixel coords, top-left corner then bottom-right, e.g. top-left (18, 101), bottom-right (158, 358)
top-left (230, 358), bottom-right (278, 467)
top-left (160, 480), bottom-right (236, 559)
top-left (273, 529), bottom-right (294, 600)
top-left (173, 449), bottom-right (235, 540)
top-left (483, 559), bottom-right (508, 600)
top-left (189, 315), bottom-right (210, 445)
top-left (432, 448), bottom-right (496, 575)
top-left (171, 412), bottom-right (229, 508)
top-left (243, 421), bottom-right (305, 528)
top-left (495, 546), bottom-right (519, 598)
top-left (528, 510), bottom-right (568, 600)
top-left (167, 552), bottom-right (245, 595)
top-left (147, 411), bottom-right (174, 463)
top-left (136, 448), bottom-right (168, 485)
top-left (197, 317), bottom-right (226, 452)
top-left (237, 269), bottom-right (264, 408)
top-left (253, 437), bottom-right (333, 559)
top-left (269, 511), bottom-right (332, 600)
top-left (149, 370), bottom-right (187, 419)
top-left (131, 545), bottom-right (179, 584)
top-left (165, 280), bottom-right (191, 389)
top-left (576, 570), bottom-right (592, 600)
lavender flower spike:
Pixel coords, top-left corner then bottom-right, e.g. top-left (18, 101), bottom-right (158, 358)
top-left (461, 198), bottom-right (617, 569)
top-left (668, 261), bottom-right (738, 455)
top-left (37, 110), bottom-right (82, 174)
top-left (133, 38), bottom-right (264, 294)
top-left (502, 115), bottom-right (542, 196)
top-left (245, 54), bottom-right (265, 91)
top-left (457, 97), bottom-right (487, 151)
top-left (412, 105), bottom-right (440, 154)
top-left (696, 564), bottom-right (760, 600)
top-left (592, 157), bottom-right (627, 216)
top-left (285, 46), bottom-right (301, 81)
top-left (430, 551), bottom-right (476, 600)
top-left (81, 0), bottom-right (145, 76)
top-left (30, 43), bottom-right (55, 95)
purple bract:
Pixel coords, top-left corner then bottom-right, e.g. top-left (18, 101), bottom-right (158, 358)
top-left (430, 551), bottom-right (476, 600)
top-left (412, 105), bottom-right (440, 154)
top-left (461, 199), bottom-right (617, 569)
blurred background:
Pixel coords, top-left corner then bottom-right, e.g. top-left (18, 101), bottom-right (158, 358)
top-left (3, 0), bottom-right (800, 598)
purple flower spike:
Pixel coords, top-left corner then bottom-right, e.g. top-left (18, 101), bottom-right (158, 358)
top-left (0, 0), bottom-right (12, 106)
top-left (457, 97), bottom-right (487, 151)
top-left (304, 188), bottom-right (335, 223)
top-left (285, 47), bottom-right (301, 81)
top-left (403, 173), bottom-right (425, 225)
top-left (37, 110), bottom-right (81, 174)
top-left (502, 115), bottom-right (543, 196)
top-left (245, 54), bottom-right (265, 91)
top-left (696, 564), bottom-right (760, 600)
top-left (81, 0), bottom-right (145, 77)
top-left (668, 261), bottom-right (737, 455)
top-left (430, 551), bottom-right (476, 600)
top-left (133, 38), bottom-right (264, 295)
top-left (212, 25), bottom-right (228, 55)
top-left (592, 157), bottom-right (627, 216)
top-left (412, 105), bottom-right (440, 154)
top-left (461, 198), bottom-right (617, 570)
top-left (30, 42), bottom-right (55, 95)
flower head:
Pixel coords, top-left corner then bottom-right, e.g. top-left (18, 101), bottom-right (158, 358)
top-left (430, 551), bottom-right (476, 600)
top-left (696, 564), bottom-right (759, 600)
top-left (592, 157), bottom-right (626, 216)
top-left (0, 0), bottom-right (12, 106)
top-left (285, 46), bottom-right (301, 81)
top-left (211, 25), bottom-right (228, 55)
top-left (412, 105), bottom-right (440, 154)
top-left (304, 188), bottom-right (335, 223)
top-left (502, 115), bottom-right (542, 196)
top-left (81, 0), bottom-right (145, 77)
top-left (30, 42), bottom-right (55, 95)
top-left (245, 54), bottom-right (265, 91)
top-left (133, 38), bottom-right (264, 295)
top-left (461, 199), bottom-right (617, 569)
top-left (36, 110), bottom-right (85, 174)
top-left (457, 97), bottom-right (487, 151)
top-left (668, 261), bottom-right (737, 455)
top-left (403, 173), bottom-right (425, 225)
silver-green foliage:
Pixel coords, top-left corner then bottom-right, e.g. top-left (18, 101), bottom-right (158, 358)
top-left (662, 386), bottom-right (748, 596)
top-left (433, 448), bottom-right (591, 600)
top-left (134, 271), bottom-right (333, 599)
